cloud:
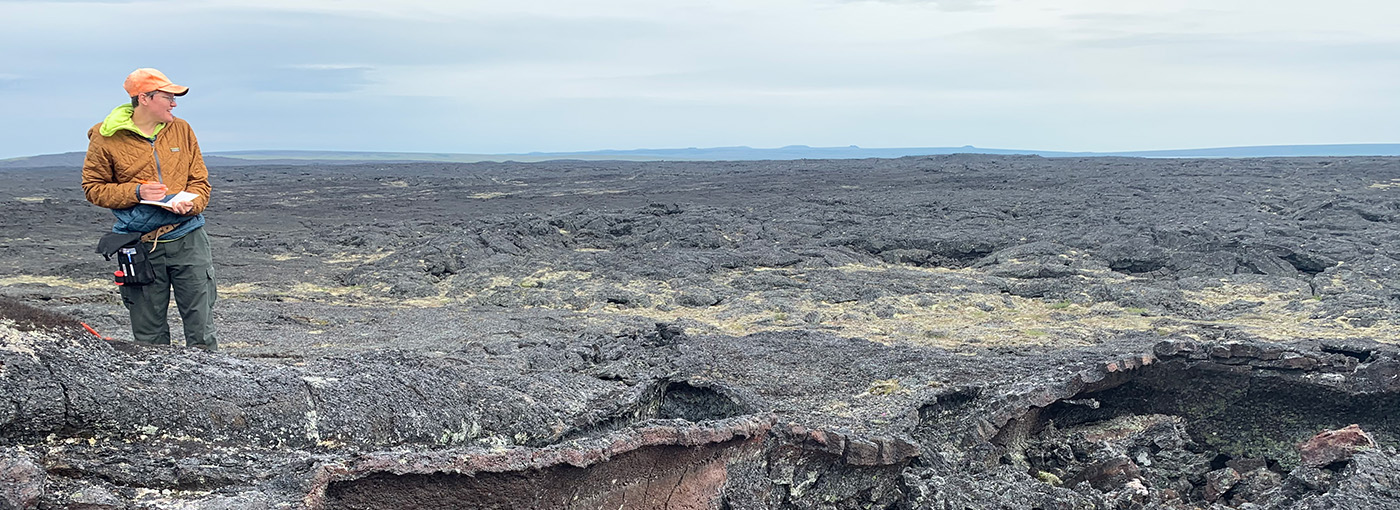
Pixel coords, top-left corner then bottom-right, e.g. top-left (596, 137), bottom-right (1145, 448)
top-left (855, 0), bottom-right (996, 12)
top-left (0, 0), bottom-right (139, 3)
top-left (250, 65), bottom-right (375, 94)
top-left (2, 0), bottom-right (1399, 158)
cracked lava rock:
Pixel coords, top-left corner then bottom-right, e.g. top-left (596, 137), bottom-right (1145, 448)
top-left (2, 154), bottom-right (1400, 509)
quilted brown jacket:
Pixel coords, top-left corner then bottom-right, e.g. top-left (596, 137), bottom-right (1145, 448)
top-left (81, 113), bottom-right (211, 215)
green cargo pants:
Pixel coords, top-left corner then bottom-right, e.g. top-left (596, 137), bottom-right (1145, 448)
top-left (119, 227), bottom-right (218, 349)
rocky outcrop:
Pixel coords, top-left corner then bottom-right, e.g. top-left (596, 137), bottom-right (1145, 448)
top-left (6, 155), bottom-right (1400, 508)
top-left (1, 301), bottom-right (927, 509)
top-left (908, 338), bottom-right (1400, 509)
top-left (5, 297), bottom-right (1400, 509)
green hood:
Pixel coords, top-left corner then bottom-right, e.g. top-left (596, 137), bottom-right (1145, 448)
top-left (99, 104), bottom-right (165, 138)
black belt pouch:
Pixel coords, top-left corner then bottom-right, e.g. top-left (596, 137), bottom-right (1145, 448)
top-left (96, 232), bottom-right (155, 286)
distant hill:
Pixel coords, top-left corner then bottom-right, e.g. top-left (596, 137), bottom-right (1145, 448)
top-left (4, 143), bottom-right (1399, 169)
top-left (1104, 144), bottom-right (1400, 158)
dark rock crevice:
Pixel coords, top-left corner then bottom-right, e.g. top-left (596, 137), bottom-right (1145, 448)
top-left (945, 340), bottom-right (1400, 509)
top-left (306, 415), bottom-right (913, 510)
top-left (657, 380), bottom-right (751, 423)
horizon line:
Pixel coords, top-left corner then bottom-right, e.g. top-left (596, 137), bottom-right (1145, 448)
top-left (5, 142), bottom-right (1400, 164)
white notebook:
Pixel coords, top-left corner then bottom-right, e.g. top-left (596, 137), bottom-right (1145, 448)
top-left (140, 191), bottom-right (200, 208)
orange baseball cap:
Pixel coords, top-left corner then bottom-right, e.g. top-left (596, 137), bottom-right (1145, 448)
top-left (123, 68), bottom-right (189, 97)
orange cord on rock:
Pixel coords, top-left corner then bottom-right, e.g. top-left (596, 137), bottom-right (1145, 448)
top-left (80, 322), bottom-right (113, 341)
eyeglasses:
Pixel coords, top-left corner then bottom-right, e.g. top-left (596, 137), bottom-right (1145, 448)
top-left (146, 92), bottom-right (177, 103)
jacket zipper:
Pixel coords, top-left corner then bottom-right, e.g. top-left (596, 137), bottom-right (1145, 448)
top-left (147, 137), bottom-right (164, 183)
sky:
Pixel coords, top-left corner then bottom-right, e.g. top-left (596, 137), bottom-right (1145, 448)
top-left (2, 0), bottom-right (1397, 159)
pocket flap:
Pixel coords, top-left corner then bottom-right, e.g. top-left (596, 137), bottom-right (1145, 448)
top-left (96, 232), bottom-right (144, 258)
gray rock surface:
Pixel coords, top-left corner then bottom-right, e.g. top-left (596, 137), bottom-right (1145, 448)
top-left (3, 155), bottom-right (1400, 508)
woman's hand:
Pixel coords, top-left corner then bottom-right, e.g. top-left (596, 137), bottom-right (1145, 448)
top-left (138, 182), bottom-right (168, 201)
